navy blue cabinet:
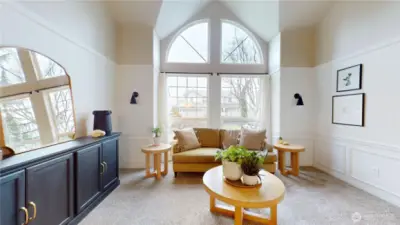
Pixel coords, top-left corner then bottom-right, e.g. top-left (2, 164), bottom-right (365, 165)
top-left (0, 170), bottom-right (25, 225)
top-left (0, 133), bottom-right (120, 225)
top-left (76, 144), bottom-right (102, 214)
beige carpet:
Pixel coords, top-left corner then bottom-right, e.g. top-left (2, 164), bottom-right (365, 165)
top-left (80, 165), bottom-right (400, 225)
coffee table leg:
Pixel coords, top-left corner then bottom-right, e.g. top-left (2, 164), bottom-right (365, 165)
top-left (291, 152), bottom-right (300, 176)
top-left (162, 151), bottom-right (168, 176)
top-left (209, 196), bottom-right (216, 212)
top-left (270, 205), bottom-right (277, 225)
top-left (234, 207), bottom-right (243, 225)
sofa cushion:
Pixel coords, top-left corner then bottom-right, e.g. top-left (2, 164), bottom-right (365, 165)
top-left (263, 152), bottom-right (277, 163)
top-left (173, 148), bottom-right (220, 163)
top-left (173, 128), bottom-right (201, 152)
top-left (239, 127), bottom-right (266, 150)
top-left (220, 129), bottom-right (240, 149)
top-left (194, 128), bottom-right (220, 148)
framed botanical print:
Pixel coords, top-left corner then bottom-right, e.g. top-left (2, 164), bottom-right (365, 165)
top-left (332, 93), bottom-right (365, 127)
top-left (336, 64), bottom-right (362, 92)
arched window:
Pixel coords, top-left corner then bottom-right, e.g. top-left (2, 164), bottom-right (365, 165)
top-left (221, 20), bottom-right (263, 64)
top-left (167, 21), bottom-right (209, 63)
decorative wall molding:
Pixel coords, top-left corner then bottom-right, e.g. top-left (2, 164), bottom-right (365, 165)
top-left (315, 136), bottom-right (400, 207)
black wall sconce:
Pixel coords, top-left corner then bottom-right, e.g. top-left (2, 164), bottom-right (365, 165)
top-left (294, 93), bottom-right (304, 106)
top-left (130, 91), bottom-right (139, 104)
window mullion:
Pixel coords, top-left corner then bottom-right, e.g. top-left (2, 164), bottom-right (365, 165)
top-left (17, 50), bottom-right (56, 145)
top-left (208, 74), bottom-right (221, 129)
top-left (30, 92), bottom-right (55, 145)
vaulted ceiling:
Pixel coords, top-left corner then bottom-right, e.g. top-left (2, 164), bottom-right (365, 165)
top-left (106, 0), bottom-right (333, 42)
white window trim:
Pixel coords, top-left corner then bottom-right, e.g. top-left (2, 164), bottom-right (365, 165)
top-left (165, 19), bottom-right (211, 64)
top-left (220, 19), bottom-right (264, 65)
top-left (165, 73), bottom-right (270, 132)
top-left (0, 49), bottom-right (73, 151)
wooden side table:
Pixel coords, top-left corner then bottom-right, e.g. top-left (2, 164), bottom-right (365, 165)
top-left (141, 144), bottom-right (171, 180)
top-left (273, 143), bottom-right (305, 176)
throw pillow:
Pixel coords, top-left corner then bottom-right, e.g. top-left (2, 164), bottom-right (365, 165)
top-left (194, 128), bottom-right (220, 148)
top-left (173, 128), bottom-right (201, 151)
top-left (221, 129), bottom-right (241, 149)
top-left (239, 127), bottom-right (266, 150)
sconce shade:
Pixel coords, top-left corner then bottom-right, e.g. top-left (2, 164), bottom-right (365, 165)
top-left (294, 93), bottom-right (304, 106)
top-left (130, 91), bottom-right (139, 104)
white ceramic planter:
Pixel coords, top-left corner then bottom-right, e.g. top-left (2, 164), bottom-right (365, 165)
top-left (153, 137), bottom-right (161, 145)
top-left (222, 160), bottom-right (243, 181)
top-left (242, 174), bottom-right (259, 186)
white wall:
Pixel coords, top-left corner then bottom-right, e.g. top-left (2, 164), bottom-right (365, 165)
top-left (115, 65), bottom-right (155, 168)
top-left (315, 1), bottom-right (400, 206)
top-left (0, 1), bottom-right (116, 137)
top-left (279, 68), bottom-right (315, 166)
top-left (113, 23), bottom-right (159, 168)
top-left (268, 34), bottom-right (281, 74)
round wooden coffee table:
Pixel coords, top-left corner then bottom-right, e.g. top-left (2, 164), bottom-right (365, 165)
top-left (203, 166), bottom-right (285, 225)
top-left (141, 144), bottom-right (171, 180)
top-left (274, 143), bottom-right (305, 176)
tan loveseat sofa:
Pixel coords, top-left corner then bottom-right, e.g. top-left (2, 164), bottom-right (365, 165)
top-left (172, 128), bottom-right (277, 176)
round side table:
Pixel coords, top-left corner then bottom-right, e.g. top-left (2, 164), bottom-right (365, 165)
top-left (203, 166), bottom-right (285, 225)
top-left (141, 144), bottom-right (171, 180)
top-left (273, 143), bottom-right (305, 176)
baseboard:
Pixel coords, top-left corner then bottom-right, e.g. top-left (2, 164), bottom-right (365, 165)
top-left (314, 163), bottom-right (400, 207)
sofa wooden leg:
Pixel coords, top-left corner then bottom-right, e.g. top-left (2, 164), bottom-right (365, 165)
top-left (174, 172), bottom-right (178, 178)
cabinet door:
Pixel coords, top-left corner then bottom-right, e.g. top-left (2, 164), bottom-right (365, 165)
top-left (76, 144), bottom-right (102, 213)
top-left (101, 138), bottom-right (119, 190)
top-left (26, 154), bottom-right (74, 225)
top-left (0, 170), bottom-right (26, 225)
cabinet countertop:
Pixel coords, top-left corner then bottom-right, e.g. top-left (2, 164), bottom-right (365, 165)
top-left (0, 133), bottom-right (121, 174)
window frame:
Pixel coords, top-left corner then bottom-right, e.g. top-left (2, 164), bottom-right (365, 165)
top-left (220, 20), bottom-right (264, 65)
top-left (0, 48), bottom-right (75, 153)
top-left (220, 75), bottom-right (264, 130)
top-left (43, 85), bottom-right (75, 141)
top-left (166, 73), bottom-right (210, 127)
top-left (0, 94), bottom-right (42, 152)
top-left (165, 19), bottom-right (211, 64)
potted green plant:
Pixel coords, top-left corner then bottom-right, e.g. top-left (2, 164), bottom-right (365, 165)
top-left (152, 127), bottom-right (162, 145)
top-left (241, 151), bottom-right (265, 186)
top-left (215, 146), bottom-right (247, 181)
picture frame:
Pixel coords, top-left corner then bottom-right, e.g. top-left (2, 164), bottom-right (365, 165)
top-left (336, 64), bottom-right (362, 92)
top-left (332, 93), bottom-right (365, 127)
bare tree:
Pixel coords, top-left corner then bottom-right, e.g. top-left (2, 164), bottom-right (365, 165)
top-left (223, 31), bottom-right (261, 118)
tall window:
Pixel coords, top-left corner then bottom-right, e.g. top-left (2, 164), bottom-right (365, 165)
top-left (221, 76), bottom-right (262, 129)
top-left (167, 75), bottom-right (208, 131)
top-left (221, 21), bottom-right (263, 64)
top-left (167, 21), bottom-right (209, 63)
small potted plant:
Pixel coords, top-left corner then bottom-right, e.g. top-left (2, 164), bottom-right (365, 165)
top-left (152, 127), bottom-right (162, 146)
top-left (241, 151), bottom-right (265, 186)
top-left (215, 146), bottom-right (247, 181)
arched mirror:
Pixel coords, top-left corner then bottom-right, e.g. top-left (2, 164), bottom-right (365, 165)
top-left (0, 47), bottom-right (76, 155)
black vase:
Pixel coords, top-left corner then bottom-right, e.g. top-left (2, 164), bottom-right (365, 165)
top-left (92, 110), bottom-right (112, 136)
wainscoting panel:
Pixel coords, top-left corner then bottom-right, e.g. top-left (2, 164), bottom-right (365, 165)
top-left (314, 136), bottom-right (400, 207)
top-left (315, 139), bottom-right (346, 174)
